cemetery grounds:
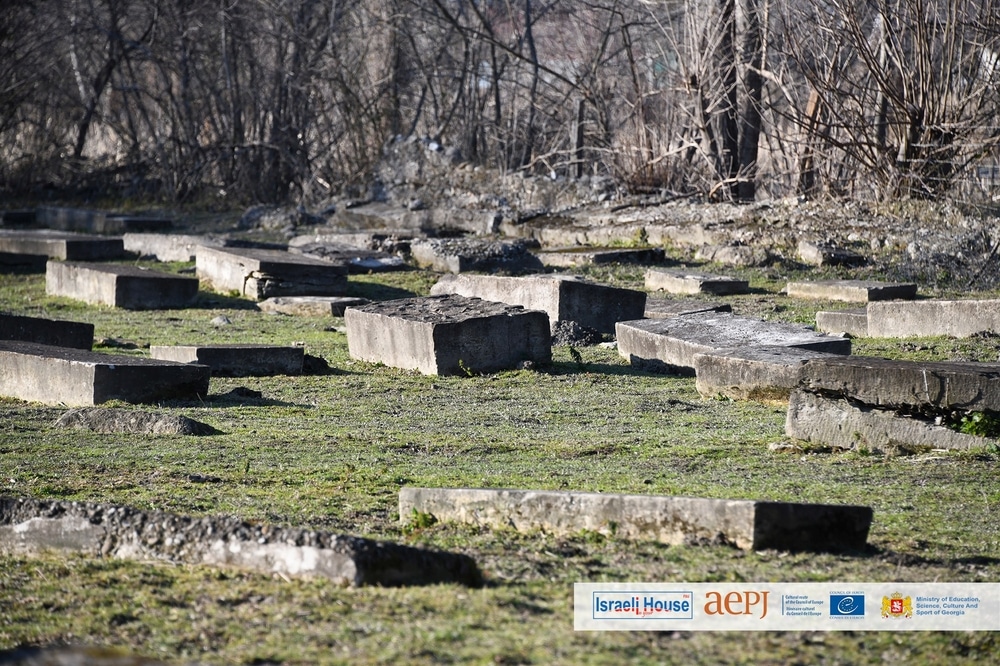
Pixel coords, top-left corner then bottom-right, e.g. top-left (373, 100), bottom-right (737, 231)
top-left (0, 257), bottom-right (998, 665)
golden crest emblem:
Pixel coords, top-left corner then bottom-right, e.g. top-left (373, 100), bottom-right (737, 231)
top-left (881, 592), bottom-right (913, 618)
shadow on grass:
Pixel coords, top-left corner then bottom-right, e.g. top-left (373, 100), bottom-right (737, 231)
top-left (343, 278), bottom-right (421, 302)
top-left (188, 292), bottom-right (262, 311)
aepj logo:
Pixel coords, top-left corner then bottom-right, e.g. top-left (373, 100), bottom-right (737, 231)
top-left (830, 594), bottom-right (865, 617)
top-left (592, 591), bottom-right (694, 620)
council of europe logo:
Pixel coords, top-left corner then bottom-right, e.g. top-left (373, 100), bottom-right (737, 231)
top-left (830, 594), bottom-right (865, 617)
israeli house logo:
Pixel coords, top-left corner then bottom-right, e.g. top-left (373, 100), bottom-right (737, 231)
top-left (830, 594), bottom-right (866, 617)
top-left (592, 591), bottom-right (694, 620)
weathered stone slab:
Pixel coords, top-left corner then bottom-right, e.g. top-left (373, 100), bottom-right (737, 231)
top-left (123, 233), bottom-right (223, 262)
top-left (0, 497), bottom-right (482, 587)
top-left (800, 355), bottom-right (1000, 412)
top-left (55, 408), bottom-right (218, 435)
top-left (196, 246), bottom-right (348, 300)
top-left (786, 389), bottom-right (989, 452)
top-left (0, 341), bottom-right (210, 406)
top-left (797, 240), bottom-right (865, 267)
top-left (410, 237), bottom-right (542, 273)
top-left (345, 294), bottom-right (550, 375)
top-left (695, 244), bottom-right (772, 267)
top-left (694, 346), bottom-right (838, 401)
top-left (644, 299), bottom-right (732, 319)
top-left (289, 237), bottom-right (406, 272)
top-left (867, 300), bottom-right (1000, 338)
top-left (258, 295), bottom-right (370, 317)
top-left (0, 312), bottom-right (94, 350)
top-left (37, 207), bottom-right (170, 234)
top-left (786, 279), bottom-right (916, 302)
top-left (399, 487), bottom-right (872, 552)
top-left (645, 268), bottom-right (748, 295)
top-left (46, 261), bottom-right (199, 309)
top-left (431, 273), bottom-right (645, 334)
top-left (332, 202), bottom-right (500, 235)
top-left (150, 344), bottom-right (304, 377)
top-left (616, 313), bottom-right (850, 373)
top-left (534, 247), bottom-right (665, 268)
top-left (0, 230), bottom-right (124, 260)
top-left (816, 309), bottom-right (868, 337)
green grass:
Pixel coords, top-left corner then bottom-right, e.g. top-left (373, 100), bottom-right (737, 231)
top-left (1, 262), bottom-right (998, 664)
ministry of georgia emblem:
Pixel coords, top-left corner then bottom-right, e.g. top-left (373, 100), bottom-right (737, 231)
top-left (881, 592), bottom-right (913, 618)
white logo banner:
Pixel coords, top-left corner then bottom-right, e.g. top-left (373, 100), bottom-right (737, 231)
top-left (574, 582), bottom-right (1000, 631)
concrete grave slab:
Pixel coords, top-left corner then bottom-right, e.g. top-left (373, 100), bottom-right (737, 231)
top-left (644, 299), bottom-right (732, 319)
top-left (816, 309), bottom-right (868, 337)
top-left (431, 273), bottom-right (645, 334)
top-left (289, 237), bottom-right (405, 272)
top-left (0, 312), bottom-right (94, 350)
top-left (345, 294), bottom-right (550, 376)
top-left (645, 268), bottom-right (748, 295)
top-left (258, 295), bottom-right (370, 317)
top-left (799, 355), bottom-right (1000, 413)
top-left (0, 341), bottom-right (210, 406)
top-left (37, 207), bottom-right (171, 234)
top-left (534, 247), bottom-right (664, 268)
top-left (694, 345), bottom-right (838, 401)
top-left (399, 487), bottom-right (872, 552)
top-left (786, 279), bottom-right (917, 302)
top-left (123, 233), bottom-right (223, 262)
top-left (196, 246), bottom-right (348, 300)
top-left (616, 313), bottom-right (850, 373)
top-left (0, 230), bottom-right (124, 261)
top-left (867, 299), bottom-right (1000, 338)
top-left (410, 237), bottom-right (542, 273)
top-left (150, 344), bottom-right (305, 377)
top-left (46, 261), bottom-right (199, 309)
top-left (786, 389), bottom-right (989, 452)
top-left (797, 240), bottom-right (865, 267)
top-left (0, 497), bottom-right (482, 587)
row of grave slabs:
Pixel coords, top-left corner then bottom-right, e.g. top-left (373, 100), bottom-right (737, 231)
top-left (1, 212), bottom-right (997, 588)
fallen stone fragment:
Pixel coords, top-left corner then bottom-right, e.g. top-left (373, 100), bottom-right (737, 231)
top-left (0, 497), bottom-right (482, 587)
top-left (54, 408), bottom-right (219, 435)
top-left (399, 487), bottom-right (873, 552)
top-left (785, 389), bottom-right (989, 452)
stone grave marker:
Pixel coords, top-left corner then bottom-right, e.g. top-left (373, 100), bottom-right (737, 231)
top-left (645, 268), bottom-right (748, 295)
top-left (694, 345), bottom-right (839, 401)
top-left (616, 313), bottom-right (850, 373)
top-left (150, 344), bottom-right (305, 376)
top-left (410, 237), bottom-right (542, 273)
top-left (345, 294), bottom-right (550, 375)
top-left (196, 246), bottom-right (348, 300)
top-left (46, 261), bottom-right (199, 309)
top-left (0, 229), bottom-right (124, 261)
top-left (644, 299), bottom-right (732, 319)
top-left (123, 233), bottom-right (224, 262)
top-left (399, 487), bottom-right (873, 552)
top-left (786, 279), bottom-right (916, 302)
top-left (0, 312), bottom-right (94, 350)
top-left (0, 341), bottom-right (210, 406)
top-left (431, 273), bottom-right (645, 334)
top-left (816, 308), bottom-right (868, 337)
top-left (867, 299), bottom-right (1000, 338)
top-left (0, 497), bottom-right (482, 587)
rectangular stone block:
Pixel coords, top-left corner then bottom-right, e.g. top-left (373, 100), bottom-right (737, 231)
top-left (46, 261), bottom-right (199, 310)
top-left (786, 279), bottom-right (917, 302)
top-left (410, 238), bottom-right (541, 273)
top-left (258, 296), bottom-right (370, 317)
top-left (645, 268), bottom-right (748, 295)
top-left (644, 299), bottom-right (732, 319)
top-left (867, 300), bottom-right (1000, 338)
top-left (800, 355), bottom-right (1000, 412)
top-left (816, 309), bottom-right (868, 337)
top-left (150, 344), bottom-right (304, 377)
top-left (431, 273), bottom-right (645, 334)
top-left (0, 230), bottom-right (124, 260)
top-left (0, 341), bottom-right (210, 406)
top-left (0, 497), bottom-right (482, 587)
top-left (535, 247), bottom-right (665, 268)
top-left (399, 487), bottom-right (872, 552)
top-left (123, 233), bottom-right (221, 262)
top-left (0, 313), bottom-right (94, 350)
top-left (616, 313), bottom-right (850, 373)
top-left (786, 389), bottom-right (988, 452)
top-left (196, 246), bottom-right (348, 300)
top-left (345, 294), bottom-right (551, 376)
top-left (694, 346), bottom-right (837, 401)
